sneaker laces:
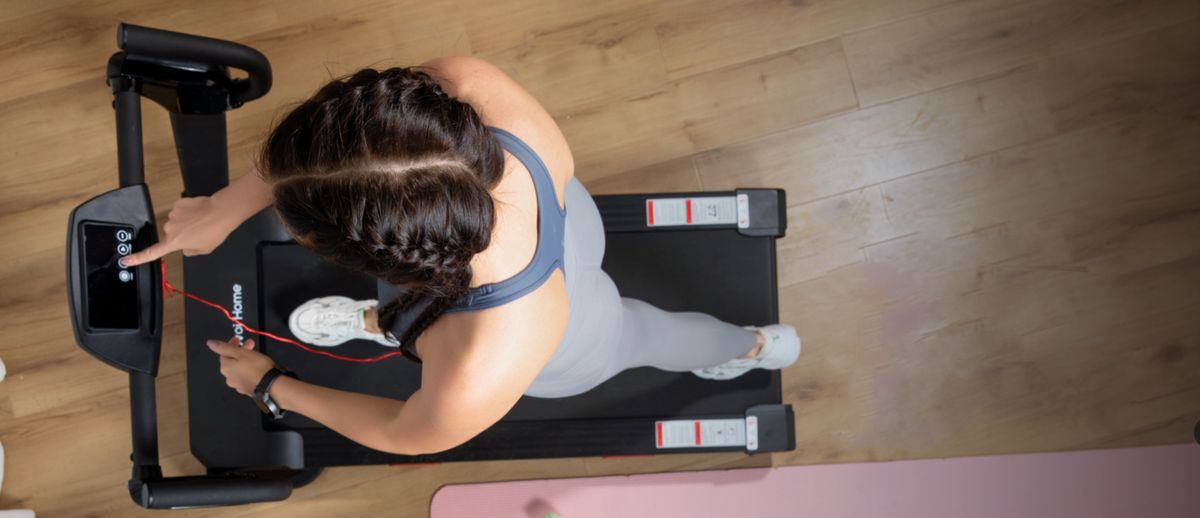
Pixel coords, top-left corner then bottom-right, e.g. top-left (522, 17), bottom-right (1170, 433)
top-left (307, 308), bottom-right (363, 335)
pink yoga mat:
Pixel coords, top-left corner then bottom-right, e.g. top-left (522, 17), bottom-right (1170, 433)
top-left (431, 444), bottom-right (1200, 517)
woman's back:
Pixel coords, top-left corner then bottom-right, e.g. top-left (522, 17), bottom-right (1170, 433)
top-left (388, 58), bottom-right (578, 438)
top-left (413, 127), bottom-right (572, 431)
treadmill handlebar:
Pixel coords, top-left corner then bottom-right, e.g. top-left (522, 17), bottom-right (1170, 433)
top-left (117, 23), bottom-right (272, 106)
top-left (128, 372), bottom-right (292, 508)
top-left (136, 476), bottom-right (293, 509)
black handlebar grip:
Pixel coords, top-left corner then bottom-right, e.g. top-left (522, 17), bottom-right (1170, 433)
top-left (117, 23), bottom-right (272, 105)
top-left (139, 476), bottom-right (292, 509)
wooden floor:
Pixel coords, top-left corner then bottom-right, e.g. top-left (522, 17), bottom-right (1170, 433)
top-left (2, 0), bottom-right (1198, 516)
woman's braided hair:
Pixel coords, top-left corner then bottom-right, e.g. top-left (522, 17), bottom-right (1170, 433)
top-left (260, 67), bottom-right (504, 355)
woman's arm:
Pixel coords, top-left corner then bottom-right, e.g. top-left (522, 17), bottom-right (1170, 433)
top-left (270, 378), bottom-right (487, 455)
top-left (260, 304), bottom-right (548, 456)
top-left (208, 326), bottom-right (537, 456)
top-left (122, 172), bottom-right (273, 266)
top-left (211, 172), bottom-right (275, 225)
top-left (208, 337), bottom-right (472, 455)
top-left (268, 377), bottom-right (405, 451)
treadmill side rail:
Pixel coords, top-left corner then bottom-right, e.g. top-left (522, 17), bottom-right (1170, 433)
top-left (594, 188), bottom-right (787, 237)
top-left (301, 404), bottom-right (796, 465)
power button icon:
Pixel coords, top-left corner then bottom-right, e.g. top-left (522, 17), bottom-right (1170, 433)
top-left (116, 229), bottom-right (132, 242)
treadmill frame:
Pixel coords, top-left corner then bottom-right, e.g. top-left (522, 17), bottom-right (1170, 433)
top-left (67, 23), bottom-right (795, 509)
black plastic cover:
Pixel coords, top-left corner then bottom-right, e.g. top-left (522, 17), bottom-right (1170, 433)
top-left (736, 189), bottom-right (788, 237)
top-left (747, 404), bottom-right (796, 453)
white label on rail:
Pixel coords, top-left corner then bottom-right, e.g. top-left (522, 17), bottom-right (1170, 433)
top-left (655, 419), bottom-right (747, 449)
top-left (645, 196), bottom-right (738, 227)
top-left (746, 415), bottom-right (759, 451)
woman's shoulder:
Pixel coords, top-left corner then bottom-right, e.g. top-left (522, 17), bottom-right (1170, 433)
top-left (425, 271), bottom-right (568, 360)
top-left (422, 57), bottom-right (575, 190)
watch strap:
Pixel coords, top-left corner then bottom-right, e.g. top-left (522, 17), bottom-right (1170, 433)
top-left (254, 367), bottom-right (297, 419)
top-left (254, 367), bottom-right (290, 397)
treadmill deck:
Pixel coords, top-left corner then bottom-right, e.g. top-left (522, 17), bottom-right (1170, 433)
top-left (185, 191), bottom-right (790, 467)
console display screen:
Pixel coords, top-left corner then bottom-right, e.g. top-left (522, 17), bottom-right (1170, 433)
top-left (83, 223), bottom-right (139, 329)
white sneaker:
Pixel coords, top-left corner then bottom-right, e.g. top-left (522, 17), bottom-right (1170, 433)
top-left (287, 296), bottom-right (397, 347)
top-left (692, 324), bottom-right (801, 380)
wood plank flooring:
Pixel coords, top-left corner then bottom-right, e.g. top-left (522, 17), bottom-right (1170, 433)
top-left (1, 1), bottom-right (1197, 516)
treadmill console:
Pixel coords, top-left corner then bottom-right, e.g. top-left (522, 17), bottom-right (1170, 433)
top-left (66, 184), bottom-right (162, 375)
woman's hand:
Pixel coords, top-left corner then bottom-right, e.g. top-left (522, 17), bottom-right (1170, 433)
top-left (206, 337), bottom-right (275, 396)
top-left (122, 196), bottom-right (240, 266)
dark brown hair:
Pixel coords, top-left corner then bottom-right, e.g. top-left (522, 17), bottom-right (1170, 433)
top-left (260, 67), bottom-right (504, 354)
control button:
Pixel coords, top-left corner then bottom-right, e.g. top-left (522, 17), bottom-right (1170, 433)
top-left (116, 229), bottom-right (132, 242)
top-left (117, 243), bottom-right (132, 255)
top-left (118, 270), bottom-right (134, 283)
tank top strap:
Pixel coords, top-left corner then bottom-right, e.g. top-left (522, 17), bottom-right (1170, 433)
top-left (446, 126), bottom-right (566, 312)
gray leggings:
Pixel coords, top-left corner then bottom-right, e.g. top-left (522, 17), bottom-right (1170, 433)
top-left (526, 179), bottom-right (757, 398)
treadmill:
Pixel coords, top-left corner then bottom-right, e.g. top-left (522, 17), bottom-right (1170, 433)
top-left (66, 24), bottom-right (794, 509)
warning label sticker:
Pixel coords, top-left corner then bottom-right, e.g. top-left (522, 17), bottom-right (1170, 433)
top-left (655, 418), bottom-right (749, 449)
top-left (646, 196), bottom-right (738, 227)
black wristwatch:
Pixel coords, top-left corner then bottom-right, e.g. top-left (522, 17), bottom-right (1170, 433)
top-left (253, 366), bottom-right (298, 420)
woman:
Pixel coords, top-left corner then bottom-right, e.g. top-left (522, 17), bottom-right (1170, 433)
top-left (123, 57), bottom-right (800, 455)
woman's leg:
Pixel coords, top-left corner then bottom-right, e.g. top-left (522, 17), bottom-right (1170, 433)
top-left (618, 297), bottom-right (759, 371)
top-left (557, 178), bottom-right (761, 377)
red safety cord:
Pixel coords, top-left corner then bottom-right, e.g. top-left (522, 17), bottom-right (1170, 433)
top-left (160, 261), bottom-right (407, 363)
